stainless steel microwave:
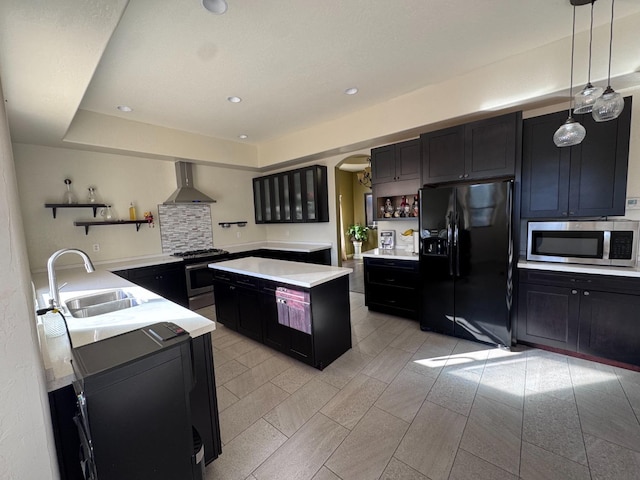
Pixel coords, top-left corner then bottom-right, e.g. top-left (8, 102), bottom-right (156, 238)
top-left (527, 221), bottom-right (639, 267)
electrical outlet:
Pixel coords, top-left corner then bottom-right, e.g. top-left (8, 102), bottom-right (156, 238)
top-left (92, 244), bottom-right (100, 252)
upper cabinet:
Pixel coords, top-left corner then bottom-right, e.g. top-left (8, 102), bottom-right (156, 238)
top-left (421, 112), bottom-right (521, 185)
top-left (521, 97), bottom-right (632, 219)
top-left (371, 139), bottom-right (421, 185)
top-left (253, 165), bottom-right (329, 224)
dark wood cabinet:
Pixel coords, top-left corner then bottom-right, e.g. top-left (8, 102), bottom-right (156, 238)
top-left (49, 333), bottom-right (222, 480)
top-left (190, 333), bottom-right (222, 464)
top-left (253, 165), bottom-right (329, 224)
top-left (517, 269), bottom-right (640, 367)
top-left (364, 257), bottom-right (420, 319)
top-left (371, 139), bottom-right (421, 185)
top-left (236, 279), bottom-right (263, 342)
top-left (212, 271), bottom-right (240, 330)
top-left (578, 290), bottom-right (640, 366)
top-left (521, 97), bottom-right (632, 218)
top-left (517, 281), bottom-right (580, 350)
top-left (421, 112), bottom-right (519, 185)
top-left (212, 269), bottom-right (351, 369)
top-left (119, 263), bottom-right (188, 307)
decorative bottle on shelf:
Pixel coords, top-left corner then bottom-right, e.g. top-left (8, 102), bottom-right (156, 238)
top-left (62, 178), bottom-right (78, 204)
top-left (87, 186), bottom-right (97, 204)
top-left (129, 202), bottom-right (137, 220)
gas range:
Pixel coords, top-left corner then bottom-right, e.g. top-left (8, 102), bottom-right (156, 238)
top-left (172, 248), bottom-right (229, 261)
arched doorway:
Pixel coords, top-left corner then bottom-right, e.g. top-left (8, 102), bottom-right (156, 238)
top-left (334, 154), bottom-right (377, 283)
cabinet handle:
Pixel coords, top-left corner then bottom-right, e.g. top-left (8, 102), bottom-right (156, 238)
top-left (569, 211), bottom-right (575, 215)
top-left (571, 289), bottom-right (578, 294)
top-left (561, 212), bottom-right (568, 216)
top-left (583, 291), bottom-right (590, 296)
top-left (385, 278), bottom-right (396, 283)
top-left (229, 285), bottom-right (236, 290)
top-left (463, 173), bottom-right (469, 178)
top-left (458, 174), bottom-right (463, 179)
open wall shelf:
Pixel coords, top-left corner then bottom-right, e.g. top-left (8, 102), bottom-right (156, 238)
top-left (74, 220), bottom-right (150, 235)
top-left (45, 203), bottom-right (107, 219)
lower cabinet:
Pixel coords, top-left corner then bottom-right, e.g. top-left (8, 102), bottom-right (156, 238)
top-left (213, 270), bottom-right (351, 369)
top-left (114, 262), bottom-right (188, 308)
top-left (49, 332), bottom-right (221, 480)
top-left (517, 269), bottom-right (640, 367)
top-left (363, 257), bottom-right (420, 319)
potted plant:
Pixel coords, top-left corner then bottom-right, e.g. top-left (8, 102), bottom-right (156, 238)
top-left (347, 224), bottom-right (369, 259)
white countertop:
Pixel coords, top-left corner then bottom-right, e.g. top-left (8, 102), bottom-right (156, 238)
top-left (221, 241), bottom-right (332, 254)
top-left (32, 267), bottom-right (215, 392)
top-left (209, 257), bottom-right (351, 288)
top-left (361, 248), bottom-right (419, 261)
top-left (518, 259), bottom-right (640, 277)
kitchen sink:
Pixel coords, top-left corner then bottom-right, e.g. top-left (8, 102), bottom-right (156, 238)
top-left (64, 289), bottom-right (143, 318)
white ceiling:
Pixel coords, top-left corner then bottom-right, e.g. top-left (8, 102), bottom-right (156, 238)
top-left (2, 0), bottom-right (640, 150)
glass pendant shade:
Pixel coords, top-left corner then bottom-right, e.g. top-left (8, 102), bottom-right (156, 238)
top-left (592, 86), bottom-right (624, 122)
top-left (574, 83), bottom-right (604, 114)
top-left (553, 116), bottom-right (587, 147)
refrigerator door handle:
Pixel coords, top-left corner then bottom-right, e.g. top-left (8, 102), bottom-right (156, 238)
top-left (454, 215), bottom-right (460, 277)
top-left (447, 215), bottom-right (454, 276)
top-left (505, 180), bottom-right (514, 327)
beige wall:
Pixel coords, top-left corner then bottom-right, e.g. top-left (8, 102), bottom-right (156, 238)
top-left (13, 143), bottom-right (267, 270)
top-left (0, 80), bottom-right (59, 479)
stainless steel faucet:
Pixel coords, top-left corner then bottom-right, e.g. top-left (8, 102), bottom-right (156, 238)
top-left (47, 248), bottom-right (95, 309)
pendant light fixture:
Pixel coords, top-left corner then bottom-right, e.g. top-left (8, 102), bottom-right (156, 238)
top-left (573, 1), bottom-right (604, 114)
top-left (554, 4), bottom-right (586, 147)
top-left (592, 0), bottom-right (624, 122)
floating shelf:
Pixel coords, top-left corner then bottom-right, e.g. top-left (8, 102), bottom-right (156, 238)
top-left (45, 203), bottom-right (107, 219)
top-left (74, 220), bottom-right (150, 235)
top-left (218, 221), bottom-right (248, 228)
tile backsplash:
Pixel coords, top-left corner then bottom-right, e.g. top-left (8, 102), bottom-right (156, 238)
top-left (158, 204), bottom-right (213, 253)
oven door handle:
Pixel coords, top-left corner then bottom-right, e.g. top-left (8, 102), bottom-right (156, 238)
top-left (185, 262), bottom-right (214, 271)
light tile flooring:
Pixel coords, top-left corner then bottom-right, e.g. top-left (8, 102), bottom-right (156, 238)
top-left (196, 293), bottom-right (640, 480)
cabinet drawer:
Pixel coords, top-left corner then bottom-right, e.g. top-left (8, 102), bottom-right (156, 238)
top-left (367, 269), bottom-right (418, 288)
top-left (364, 258), bottom-right (419, 272)
top-left (519, 269), bottom-right (640, 294)
top-left (367, 283), bottom-right (419, 310)
top-left (233, 275), bottom-right (259, 289)
top-left (212, 270), bottom-right (234, 283)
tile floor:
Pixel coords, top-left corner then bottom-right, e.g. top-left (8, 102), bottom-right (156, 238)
top-left (197, 293), bottom-right (640, 480)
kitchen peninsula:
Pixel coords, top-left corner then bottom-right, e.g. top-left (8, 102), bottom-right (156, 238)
top-left (210, 257), bottom-right (352, 369)
top-left (32, 265), bottom-right (221, 479)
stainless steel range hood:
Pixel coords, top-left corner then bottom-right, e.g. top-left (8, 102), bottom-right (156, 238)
top-left (163, 161), bottom-right (216, 204)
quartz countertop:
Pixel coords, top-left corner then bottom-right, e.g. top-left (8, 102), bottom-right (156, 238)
top-left (32, 267), bottom-right (215, 392)
top-left (209, 256), bottom-right (351, 288)
top-left (220, 241), bottom-right (332, 254)
top-left (361, 248), bottom-right (419, 261)
top-left (518, 259), bottom-right (640, 278)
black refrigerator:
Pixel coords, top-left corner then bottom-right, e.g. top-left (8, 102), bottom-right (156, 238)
top-left (419, 180), bottom-right (514, 347)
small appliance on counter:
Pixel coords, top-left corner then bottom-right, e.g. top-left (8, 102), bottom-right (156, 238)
top-left (380, 230), bottom-right (395, 249)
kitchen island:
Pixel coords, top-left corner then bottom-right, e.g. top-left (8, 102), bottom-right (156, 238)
top-left (210, 257), bottom-right (352, 369)
top-left (32, 265), bottom-right (221, 479)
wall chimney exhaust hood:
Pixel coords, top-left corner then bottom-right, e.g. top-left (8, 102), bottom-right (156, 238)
top-left (163, 161), bottom-right (216, 204)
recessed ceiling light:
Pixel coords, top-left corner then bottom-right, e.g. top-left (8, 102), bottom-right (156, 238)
top-left (117, 105), bottom-right (133, 112)
top-left (202, 0), bottom-right (227, 15)
top-left (344, 87), bottom-right (359, 95)
top-left (227, 96), bottom-right (242, 103)
top-left (238, 134), bottom-right (248, 139)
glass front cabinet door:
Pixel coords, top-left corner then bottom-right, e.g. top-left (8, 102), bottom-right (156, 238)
top-left (253, 165), bottom-right (328, 224)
